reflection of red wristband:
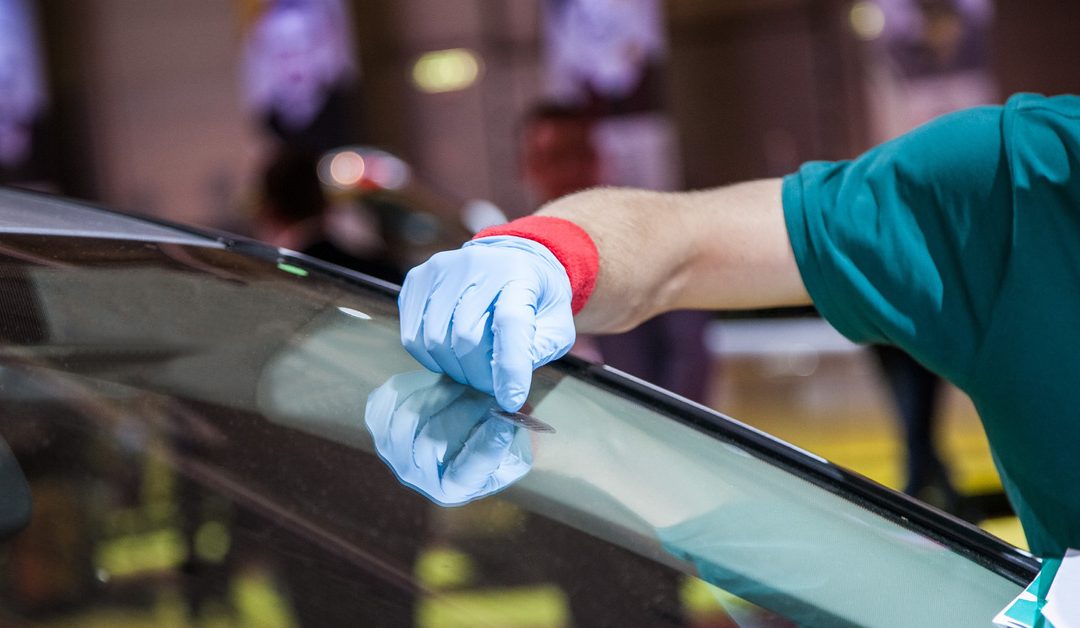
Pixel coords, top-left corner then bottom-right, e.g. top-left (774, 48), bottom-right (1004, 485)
top-left (475, 216), bottom-right (599, 314)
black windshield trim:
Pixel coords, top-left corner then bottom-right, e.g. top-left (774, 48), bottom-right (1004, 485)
top-left (549, 355), bottom-right (1039, 585)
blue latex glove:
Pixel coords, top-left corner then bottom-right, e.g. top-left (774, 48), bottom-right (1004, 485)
top-left (364, 371), bottom-right (534, 507)
top-left (399, 236), bottom-right (576, 411)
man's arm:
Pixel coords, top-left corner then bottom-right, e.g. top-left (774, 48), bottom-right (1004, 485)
top-left (538, 179), bottom-right (811, 334)
top-left (399, 177), bottom-right (810, 410)
top-left (400, 100), bottom-right (1013, 411)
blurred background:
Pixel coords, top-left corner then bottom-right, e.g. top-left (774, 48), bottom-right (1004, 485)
top-left (1, 0), bottom-right (1078, 619)
top-left (5, 0), bottom-right (1074, 232)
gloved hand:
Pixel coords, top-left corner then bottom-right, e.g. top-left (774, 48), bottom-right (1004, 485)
top-left (399, 236), bottom-right (576, 411)
top-left (364, 371), bottom-right (534, 506)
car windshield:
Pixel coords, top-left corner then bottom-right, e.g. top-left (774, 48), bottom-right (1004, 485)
top-left (0, 193), bottom-right (1032, 627)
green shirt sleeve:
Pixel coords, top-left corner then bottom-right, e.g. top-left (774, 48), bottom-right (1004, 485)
top-left (785, 93), bottom-right (1080, 558)
top-left (782, 105), bottom-right (1014, 388)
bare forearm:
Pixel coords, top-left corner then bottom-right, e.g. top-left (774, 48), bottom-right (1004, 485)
top-left (537, 179), bottom-right (810, 333)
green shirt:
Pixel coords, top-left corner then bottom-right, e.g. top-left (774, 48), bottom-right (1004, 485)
top-left (783, 93), bottom-right (1080, 559)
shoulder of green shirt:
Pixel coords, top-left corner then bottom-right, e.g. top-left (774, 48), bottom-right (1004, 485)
top-left (1005, 92), bottom-right (1080, 118)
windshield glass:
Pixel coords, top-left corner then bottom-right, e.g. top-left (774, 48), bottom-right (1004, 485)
top-left (0, 215), bottom-right (1027, 626)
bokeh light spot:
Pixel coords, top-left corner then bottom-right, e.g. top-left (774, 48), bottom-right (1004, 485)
top-left (412, 49), bottom-right (482, 94)
top-left (329, 151), bottom-right (366, 186)
top-left (850, 1), bottom-right (886, 41)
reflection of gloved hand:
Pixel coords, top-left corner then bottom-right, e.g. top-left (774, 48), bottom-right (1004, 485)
top-left (398, 236), bottom-right (576, 412)
top-left (364, 371), bottom-right (534, 506)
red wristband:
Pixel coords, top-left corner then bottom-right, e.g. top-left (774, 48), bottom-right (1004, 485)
top-left (474, 216), bottom-right (599, 314)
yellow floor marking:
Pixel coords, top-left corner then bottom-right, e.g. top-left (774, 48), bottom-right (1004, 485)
top-left (709, 354), bottom-right (1021, 548)
top-left (416, 584), bottom-right (569, 628)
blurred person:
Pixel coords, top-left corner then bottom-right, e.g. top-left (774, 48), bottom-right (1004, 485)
top-left (398, 92), bottom-right (1080, 618)
top-left (542, 0), bottom-right (680, 196)
top-left (513, 103), bottom-right (692, 625)
top-left (867, 0), bottom-right (996, 141)
top-left (255, 149), bottom-right (402, 284)
top-left (242, 0), bottom-right (361, 154)
top-left (518, 102), bottom-right (603, 366)
top-left (520, 103), bottom-right (602, 209)
top-left (521, 103), bottom-right (712, 403)
top-left (0, 0), bottom-right (53, 190)
top-left (542, 0), bottom-right (664, 117)
top-left (538, 0), bottom-right (710, 404)
top-left (872, 345), bottom-right (958, 511)
top-left (864, 0), bottom-right (998, 517)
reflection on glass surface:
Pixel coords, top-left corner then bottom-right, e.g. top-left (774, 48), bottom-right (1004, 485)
top-left (365, 372), bottom-right (534, 506)
top-left (0, 199), bottom-right (1031, 627)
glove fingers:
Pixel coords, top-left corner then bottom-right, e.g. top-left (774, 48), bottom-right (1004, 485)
top-left (442, 416), bottom-right (517, 493)
top-left (412, 390), bottom-right (489, 452)
top-left (412, 407), bottom-right (453, 480)
top-left (450, 283), bottom-right (501, 394)
top-left (399, 265), bottom-right (444, 375)
top-left (490, 442), bottom-right (533, 489)
top-left (490, 281), bottom-right (539, 411)
top-left (421, 284), bottom-right (470, 385)
top-left (392, 381), bottom-right (468, 484)
top-left (532, 300), bottom-right (577, 368)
